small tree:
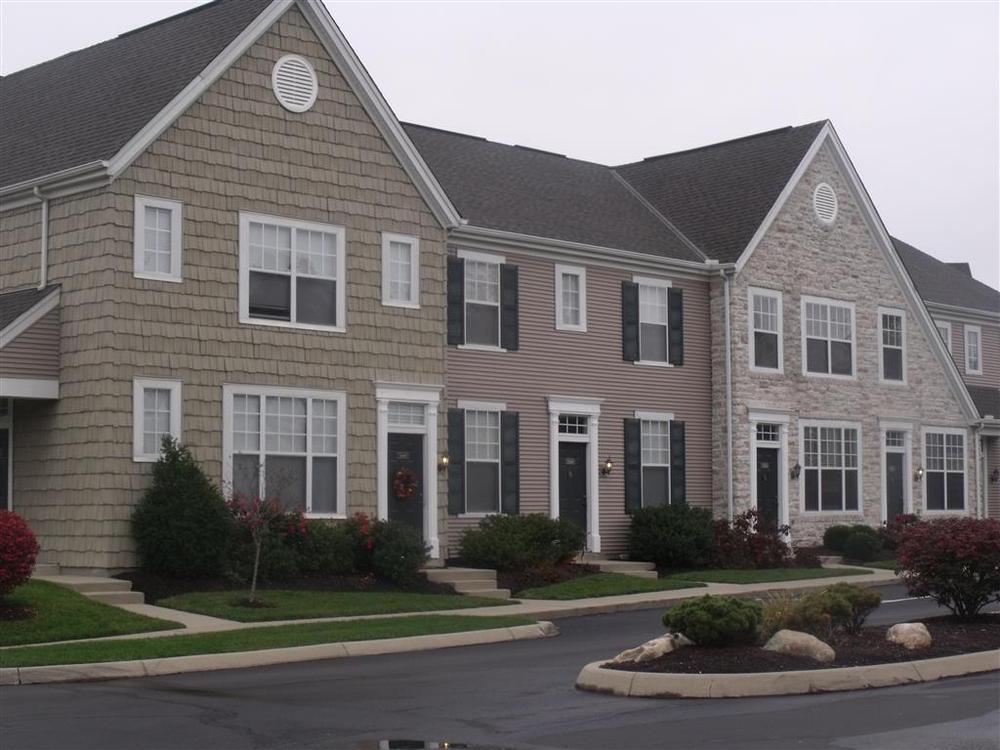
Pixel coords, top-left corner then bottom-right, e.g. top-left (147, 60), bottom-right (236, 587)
top-left (0, 511), bottom-right (40, 598)
top-left (228, 494), bottom-right (282, 603)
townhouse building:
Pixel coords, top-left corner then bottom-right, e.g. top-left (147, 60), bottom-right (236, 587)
top-left (1, 0), bottom-right (996, 571)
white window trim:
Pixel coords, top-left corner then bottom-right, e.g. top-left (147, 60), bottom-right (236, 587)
top-left (749, 418), bottom-right (790, 534)
top-left (634, 410), bottom-right (675, 422)
top-left (221, 383), bottom-right (347, 518)
top-left (634, 275), bottom-right (674, 367)
top-left (632, 275), bottom-right (673, 289)
top-left (936, 320), bottom-right (953, 354)
top-left (546, 396), bottom-right (601, 552)
top-left (748, 286), bottom-right (784, 374)
top-left (965, 325), bottom-right (982, 375)
top-left (877, 306), bottom-right (907, 385)
top-left (880, 425), bottom-right (912, 522)
top-left (381, 232), bottom-right (420, 308)
top-left (638, 416), bottom-right (672, 509)
top-left (133, 195), bottom-right (183, 282)
top-left (800, 295), bottom-right (857, 380)
top-left (133, 378), bottom-right (182, 462)
top-left (921, 426), bottom-right (968, 514)
top-left (798, 418), bottom-right (863, 515)
top-left (458, 249), bottom-right (504, 349)
top-left (462, 406), bottom-right (503, 517)
top-left (457, 249), bottom-right (505, 265)
top-left (554, 264), bottom-right (587, 332)
top-left (238, 211), bottom-right (347, 333)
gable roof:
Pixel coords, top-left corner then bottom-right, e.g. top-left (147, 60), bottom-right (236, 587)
top-left (0, 0), bottom-right (274, 189)
top-left (0, 285), bottom-right (59, 332)
top-left (614, 122), bottom-right (826, 264)
top-left (403, 124), bottom-right (703, 262)
top-left (892, 237), bottom-right (1000, 316)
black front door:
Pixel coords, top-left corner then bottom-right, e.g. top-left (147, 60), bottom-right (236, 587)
top-left (756, 447), bottom-right (779, 531)
top-left (388, 433), bottom-right (423, 538)
top-left (886, 452), bottom-right (905, 521)
top-left (558, 442), bottom-right (587, 535)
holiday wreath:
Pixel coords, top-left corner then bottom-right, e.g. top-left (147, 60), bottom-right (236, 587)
top-left (392, 468), bottom-right (419, 500)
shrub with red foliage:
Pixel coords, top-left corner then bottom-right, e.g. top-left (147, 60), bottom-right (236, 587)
top-left (712, 510), bottom-right (792, 569)
top-left (0, 511), bottom-right (40, 598)
top-left (879, 513), bottom-right (921, 551)
top-left (896, 517), bottom-right (1000, 619)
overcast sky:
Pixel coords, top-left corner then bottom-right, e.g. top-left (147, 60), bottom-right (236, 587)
top-left (2, 1), bottom-right (997, 287)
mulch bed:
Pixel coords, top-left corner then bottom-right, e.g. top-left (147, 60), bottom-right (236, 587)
top-left (495, 563), bottom-right (601, 596)
top-left (0, 601), bottom-right (37, 621)
top-left (606, 616), bottom-right (1000, 674)
top-left (116, 570), bottom-right (458, 604)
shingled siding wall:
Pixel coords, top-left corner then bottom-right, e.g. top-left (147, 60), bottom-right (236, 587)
top-left (4, 5), bottom-right (448, 571)
top-left (445, 249), bottom-right (713, 556)
top-left (712, 143), bottom-right (977, 544)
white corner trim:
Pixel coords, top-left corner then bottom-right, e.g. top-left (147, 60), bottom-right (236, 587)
top-left (0, 378), bottom-right (59, 399)
top-left (133, 194), bottom-right (183, 282)
top-left (0, 287), bottom-right (59, 348)
top-left (634, 410), bottom-right (675, 422)
top-left (457, 399), bottom-right (507, 412)
top-left (132, 378), bottom-right (182, 462)
top-left (381, 232), bottom-right (420, 308)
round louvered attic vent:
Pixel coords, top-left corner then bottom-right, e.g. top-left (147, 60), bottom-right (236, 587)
top-left (271, 55), bottom-right (318, 113)
top-left (812, 182), bottom-right (838, 225)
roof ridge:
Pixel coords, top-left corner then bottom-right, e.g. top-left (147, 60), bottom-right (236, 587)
top-left (118, 0), bottom-right (229, 38)
top-left (401, 122), bottom-right (488, 142)
top-left (611, 170), bottom-right (708, 261)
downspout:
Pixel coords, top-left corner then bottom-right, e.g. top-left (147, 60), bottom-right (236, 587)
top-left (722, 267), bottom-right (735, 521)
top-left (33, 186), bottom-right (49, 289)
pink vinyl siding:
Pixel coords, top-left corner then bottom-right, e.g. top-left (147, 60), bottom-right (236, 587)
top-left (445, 248), bottom-right (713, 556)
top-left (947, 320), bottom-right (1000, 389)
top-left (0, 308), bottom-right (60, 380)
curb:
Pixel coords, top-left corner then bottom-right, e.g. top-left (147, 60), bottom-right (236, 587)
top-left (575, 648), bottom-right (1000, 698)
top-left (0, 621), bottom-right (558, 686)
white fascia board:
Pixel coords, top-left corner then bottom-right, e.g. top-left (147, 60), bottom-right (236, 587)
top-left (0, 287), bottom-right (60, 348)
top-left (0, 162), bottom-right (110, 211)
top-left (924, 300), bottom-right (1000, 326)
top-left (0, 378), bottom-right (59, 399)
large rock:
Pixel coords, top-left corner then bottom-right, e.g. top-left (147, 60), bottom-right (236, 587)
top-left (609, 634), bottom-right (688, 664)
top-left (763, 630), bottom-right (836, 663)
top-left (886, 623), bottom-right (932, 650)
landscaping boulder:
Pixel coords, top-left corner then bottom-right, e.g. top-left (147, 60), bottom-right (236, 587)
top-left (609, 634), bottom-right (689, 664)
top-left (886, 623), bottom-right (932, 650)
top-left (763, 629), bottom-right (835, 663)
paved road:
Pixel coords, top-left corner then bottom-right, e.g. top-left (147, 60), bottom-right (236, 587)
top-left (2, 584), bottom-right (998, 750)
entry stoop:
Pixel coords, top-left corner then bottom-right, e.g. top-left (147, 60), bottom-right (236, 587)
top-left (32, 570), bottom-right (145, 606)
top-left (589, 560), bottom-right (658, 580)
top-left (422, 566), bottom-right (511, 599)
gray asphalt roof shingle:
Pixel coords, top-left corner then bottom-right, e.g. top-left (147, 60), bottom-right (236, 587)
top-left (0, 0), bottom-right (273, 189)
top-left (967, 385), bottom-right (1000, 419)
top-left (893, 237), bottom-right (1000, 315)
top-left (0, 285), bottom-right (58, 332)
top-left (402, 124), bottom-right (703, 262)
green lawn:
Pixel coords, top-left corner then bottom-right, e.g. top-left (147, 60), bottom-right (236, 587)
top-left (518, 572), bottom-right (706, 600)
top-left (0, 615), bottom-right (535, 669)
top-left (158, 589), bottom-right (514, 622)
top-left (666, 567), bottom-right (874, 584)
top-left (0, 581), bottom-right (181, 647)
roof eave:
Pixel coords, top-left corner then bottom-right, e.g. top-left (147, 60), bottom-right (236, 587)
top-left (0, 161), bottom-right (110, 211)
top-left (923, 300), bottom-right (1000, 325)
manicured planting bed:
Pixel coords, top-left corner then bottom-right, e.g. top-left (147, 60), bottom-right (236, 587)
top-left (518, 573), bottom-right (705, 600)
top-left (158, 590), bottom-right (514, 622)
top-left (0, 614), bottom-right (534, 668)
top-left (605, 616), bottom-right (1000, 674)
top-left (666, 567), bottom-right (873, 584)
top-left (0, 581), bottom-right (181, 647)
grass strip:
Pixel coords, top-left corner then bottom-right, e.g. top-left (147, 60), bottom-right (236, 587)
top-left (859, 560), bottom-right (899, 571)
top-left (158, 589), bottom-right (514, 622)
top-left (518, 572), bottom-right (705, 600)
top-left (0, 581), bottom-right (181, 647)
top-left (0, 615), bottom-right (534, 668)
top-left (666, 567), bottom-right (874, 584)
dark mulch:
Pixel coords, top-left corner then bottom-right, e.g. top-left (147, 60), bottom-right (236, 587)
top-left (0, 601), bottom-right (37, 621)
top-left (607, 615), bottom-right (1000, 674)
top-left (116, 570), bottom-right (458, 604)
top-left (496, 563), bottom-right (601, 595)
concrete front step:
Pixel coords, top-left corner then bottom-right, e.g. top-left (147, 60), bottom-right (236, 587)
top-left (451, 579), bottom-right (505, 593)
top-left (819, 555), bottom-right (844, 566)
top-left (33, 564), bottom-right (61, 577)
top-left (462, 588), bottom-right (511, 600)
top-left (35, 575), bottom-right (133, 594)
top-left (593, 560), bottom-right (658, 579)
top-left (423, 567), bottom-right (498, 584)
top-left (86, 590), bottom-right (145, 605)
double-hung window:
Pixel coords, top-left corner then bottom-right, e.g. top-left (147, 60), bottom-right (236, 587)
top-left (802, 422), bottom-right (860, 512)
top-left (640, 419), bottom-right (671, 506)
top-left (878, 308), bottom-right (905, 383)
top-left (464, 409), bottom-right (501, 513)
top-left (381, 233), bottom-right (419, 307)
top-left (239, 213), bottom-right (345, 330)
top-left (965, 325), bottom-right (982, 375)
top-left (802, 297), bottom-right (855, 377)
top-left (555, 265), bottom-right (587, 332)
top-left (936, 321), bottom-right (952, 353)
top-left (224, 385), bottom-right (346, 516)
top-left (463, 259), bottom-right (501, 347)
top-left (133, 378), bottom-right (181, 462)
top-left (133, 196), bottom-right (182, 281)
top-left (749, 288), bottom-right (782, 372)
top-left (638, 280), bottom-right (670, 363)
top-left (924, 430), bottom-right (965, 510)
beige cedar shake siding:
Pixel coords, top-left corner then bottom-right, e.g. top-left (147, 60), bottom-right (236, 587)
top-left (445, 248), bottom-right (713, 556)
top-left (1, 5), bottom-right (448, 571)
top-left (712, 143), bottom-right (978, 544)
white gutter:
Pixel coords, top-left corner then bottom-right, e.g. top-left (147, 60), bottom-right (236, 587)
top-left (722, 267), bottom-right (735, 520)
top-left (32, 186), bottom-right (49, 289)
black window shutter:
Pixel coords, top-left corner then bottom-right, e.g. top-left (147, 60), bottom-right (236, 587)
top-left (501, 411), bottom-right (520, 515)
top-left (447, 257), bottom-right (464, 346)
top-left (500, 264), bottom-right (519, 351)
top-left (622, 281), bottom-right (640, 362)
top-left (624, 418), bottom-right (642, 513)
top-left (447, 408), bottom-right (465, 515)
top-left (668, 287), bottom-right (684, 366)
top-left (670, 420), bottom-right (686, 504)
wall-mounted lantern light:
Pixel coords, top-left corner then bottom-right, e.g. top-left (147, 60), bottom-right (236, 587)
top-left (600, 457), bottom-right (614, 477)
top-left (991, 468), bottom-right (999, 484)
top-left (914, 466), bottom-right (925, 482)
top-left (438, 455), bottom-right (450, 473)
top-left (790, 463), bottom-right (801, 480)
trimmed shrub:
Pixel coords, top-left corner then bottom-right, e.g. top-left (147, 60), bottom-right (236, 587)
top-left (880, 513), bottom-right (921, 551)
top-left (460, 514), bottom-right (585, 572)
top-left (224, 504), bottom-right (306, 586)
top-left (295, 522), bottom-right (356, 577)
top-left (370, 520), bottom-right (428, 585)
top-left (825, 582), bottom-right (882, 634)
top-left (712, 510), bottom-right (791, 569)
top-left (897, 518), bottom-right (1000, 619)
top-left (792, 545), bottom-right (823, 568)
top-left (761, 583), bottom-right (882, 640)
top-left (843, 528), bottom-right (882, 562)
top-left (132, 437), bottom-right (232, 579)
top-left (0, 511), bottom-right (40, 598)
top-left (662, 595), bottom-right (762, 647)
top-left (628, 504), bottom-right (715, 570)
top-left (822, 525), bottom-right (854, 553)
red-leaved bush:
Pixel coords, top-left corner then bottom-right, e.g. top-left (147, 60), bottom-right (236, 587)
top-left (896, 517), bottom-right (1000, 619)
top-left (0, 511), bottom-right (40, 597)
top-left (712, 510), bottom-right (792, 569)
top-left (879, 513), bottom-right (921, 551)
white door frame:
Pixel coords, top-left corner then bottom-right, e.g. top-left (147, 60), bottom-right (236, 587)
top-left (547, 396), bottom-right (603, 553)
top-left (0, 399), bottom-right (11, 510)
top-left (880, 421), bottom-right (912, 522)
top-left (748, 411), bottom-right (790, 535)
top-left (376, 383), bottom-right (442, 558)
